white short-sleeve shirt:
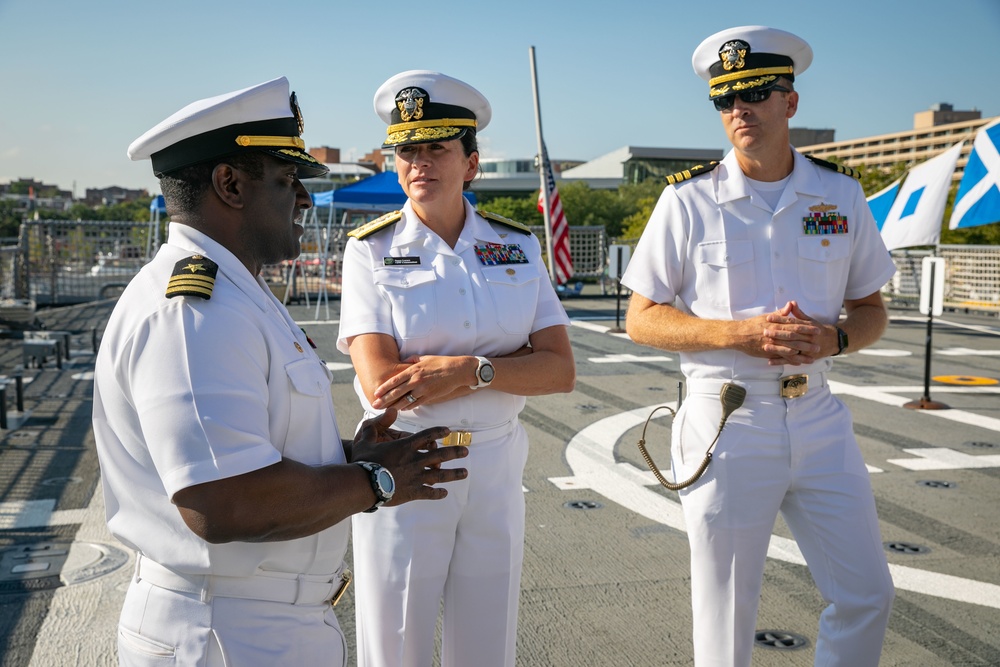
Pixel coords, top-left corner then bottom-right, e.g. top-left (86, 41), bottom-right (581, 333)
top-left (622, 148), bottom-right (896, 381)
top-left (93, 223), bottom-right (348, 577)
top-left (337, 198), bottom-right (570, 430)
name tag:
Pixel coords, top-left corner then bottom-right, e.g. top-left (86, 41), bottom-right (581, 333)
top-left (383, 257), bottom-right (421, 266)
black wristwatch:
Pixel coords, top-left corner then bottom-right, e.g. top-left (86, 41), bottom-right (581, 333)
top-left (833, 327), bottom-right (849, 356)
top-left (470, 356), bottom-right (495, 390)
top-left (355, 461), bottom-right (395, 513)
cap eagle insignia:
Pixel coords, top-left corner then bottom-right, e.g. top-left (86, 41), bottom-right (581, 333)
top-left (395, 87), bottom-right (427, 122)
top-left (290, 92), bottom-right (304, 134)
top-left (719, 40), bottom-right (749, 71)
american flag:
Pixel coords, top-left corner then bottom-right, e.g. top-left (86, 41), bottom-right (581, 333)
top-left (536, 143), bottom-right (573, 285)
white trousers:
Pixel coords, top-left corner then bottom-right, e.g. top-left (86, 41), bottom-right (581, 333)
top-left (672, 386), bottom-right (894, 667)
top-left (116, 576), bottom-right (347, 666)
top-left (353, 425), bottom-right (528, 667)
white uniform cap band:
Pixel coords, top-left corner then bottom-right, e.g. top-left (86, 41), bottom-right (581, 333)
top-left (128, 76), bottom-right (327, 178)
top-left (692, 26), bottom-right (812, 97)
top-left (374, 70), bottom-right (491, 148)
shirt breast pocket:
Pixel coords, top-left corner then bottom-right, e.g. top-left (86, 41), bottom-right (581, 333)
top-left (283, 357), bottom-right (336, 462)
top-left (695, 240), bottom-right (756, 309)
top-left (482, 263), bottom-right (542, 335)
top-left (372, 267), bottom-right (437, 340)
top-left (797, 237), bottom-right (851, 302)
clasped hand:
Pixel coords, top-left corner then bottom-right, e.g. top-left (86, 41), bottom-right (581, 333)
top-left (756, 300), bottom-right (827, 366)
top-left (370, 354), bottom-right (476, 411)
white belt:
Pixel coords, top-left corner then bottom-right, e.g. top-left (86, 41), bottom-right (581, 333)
top-left (686, 372), bottom-right (828, 399)
top-left (393, 418), bottom-right (517, 446)
top-left (134, 554), bottom-right (351, 606)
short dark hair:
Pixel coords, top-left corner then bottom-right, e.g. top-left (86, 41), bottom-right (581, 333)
top-left (460, 129), bottom-right (478, 157)
top-left (460, 129), bottom-right (479, 192)
top-left (159, 152), bottom-right (266, 216)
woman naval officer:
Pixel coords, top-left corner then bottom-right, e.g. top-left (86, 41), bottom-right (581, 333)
top-left (336, 70), bottom-right (576, 667)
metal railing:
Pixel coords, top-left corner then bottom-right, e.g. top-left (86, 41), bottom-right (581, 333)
top-left (267, 224), bottom-right (609, 304)
top-left (883, 246), bottom-right (1000, 314)
top-left (12, 220), bottom-right (152, 305)
top-left (4, 220), bottom-right (996, 317)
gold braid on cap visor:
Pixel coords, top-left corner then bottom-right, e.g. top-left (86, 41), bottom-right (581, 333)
top-left (385, 118), bottom-right (477, 144)
top-left (709, 66), bottom-right (793, 97)
top-left (234, 135), bottom-right (306, 149)
top-left (275, 148), bottom-right (321, 163)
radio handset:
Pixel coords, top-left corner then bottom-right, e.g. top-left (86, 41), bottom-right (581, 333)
top-left (637, 382), bottom-right (746, 491)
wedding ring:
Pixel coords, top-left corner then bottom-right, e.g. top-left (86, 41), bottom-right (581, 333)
top-left (404, 393), bottom-right (416, 404)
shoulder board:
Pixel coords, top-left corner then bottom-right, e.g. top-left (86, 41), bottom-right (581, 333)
top-left (805, 155), bottom-right (860, 180)
top-left (665, 161), bottom-right (720, 186)
top-left (347, 210), bottom-right (402, 240)
top-left (166, 255), bottom-right (218, 300)
top-left (479, 210), bottom-right (532, 235)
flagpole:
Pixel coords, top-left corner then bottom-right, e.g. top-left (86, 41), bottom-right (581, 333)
top-left (529, 45), bottom-right (557, 283)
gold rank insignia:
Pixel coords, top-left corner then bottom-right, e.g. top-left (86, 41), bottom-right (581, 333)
top-left (480, 210), bottom-right (532, 235)
top-left (665, 161), bottom-right (720, 185)
top-left (805, 155), bottom-right (860, 179)
top-left (348, 210), bottom-right (402, 240)
top-left (166, 255), bottom-right (218, 300)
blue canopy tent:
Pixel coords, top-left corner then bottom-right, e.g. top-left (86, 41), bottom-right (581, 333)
top-left (310, 171), bottom-right (476, 212)
top-left (146, 194), bottom-right (168, 258)
top-left (149, 194), bottom-right (167, 214)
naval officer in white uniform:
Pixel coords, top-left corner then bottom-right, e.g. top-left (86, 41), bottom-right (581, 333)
top-left (93, 76), bottom-right (467, 666)
top-left (337, 70), bottom-right (576, 667)
top-left (622, 26), bottom-right (896, 667)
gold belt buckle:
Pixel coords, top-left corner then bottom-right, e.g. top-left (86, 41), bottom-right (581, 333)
top-left (441, 431), bottom-right (472, 447)
top-left (331, 569), bottom-right (352, 607)
top-left (780, 374), bottom-right (808, 399)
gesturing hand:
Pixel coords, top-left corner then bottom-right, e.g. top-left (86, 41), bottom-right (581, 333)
top-left (352, 409), bottom-right (468, 505)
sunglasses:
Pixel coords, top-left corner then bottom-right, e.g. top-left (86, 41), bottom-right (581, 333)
top-left (713, 86), bottom-right (791, 112)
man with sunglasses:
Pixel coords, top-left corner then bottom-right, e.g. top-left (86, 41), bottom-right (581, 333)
top-left (622, 26), bottom-right (896, 667)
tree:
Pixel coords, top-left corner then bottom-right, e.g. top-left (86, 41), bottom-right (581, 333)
top-left (0, 200), bottom-right (24, 239)
top-left (478, 196), bottom-right (543, 226)
top-left (45, 198), bottom-right (153, 223)
top-left (557, 181), bottom-right (632, 237)
top-left (480, 179), bottom-right (670, 240)
top-left (0, 197), bottom-right (156, 243)
top-left (617, 179), bottom-right (666, 240)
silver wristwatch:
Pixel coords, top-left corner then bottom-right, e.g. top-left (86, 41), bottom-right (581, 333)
top-left (470, 355), bottom-right (495, 390)
top-left (355, 461), bottom-right (395, 513)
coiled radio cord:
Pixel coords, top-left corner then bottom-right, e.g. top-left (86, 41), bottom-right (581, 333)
top-left (636, 382), bottom-right (747, 491)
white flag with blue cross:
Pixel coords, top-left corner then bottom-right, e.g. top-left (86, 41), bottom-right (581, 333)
top-left (878, 141), bottom-right (963, 251)
top-left (949, 118), bottom-right (1000, 230)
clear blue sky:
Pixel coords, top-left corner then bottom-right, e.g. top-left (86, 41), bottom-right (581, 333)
top-left (2, 0), bottom-right (998, 196)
